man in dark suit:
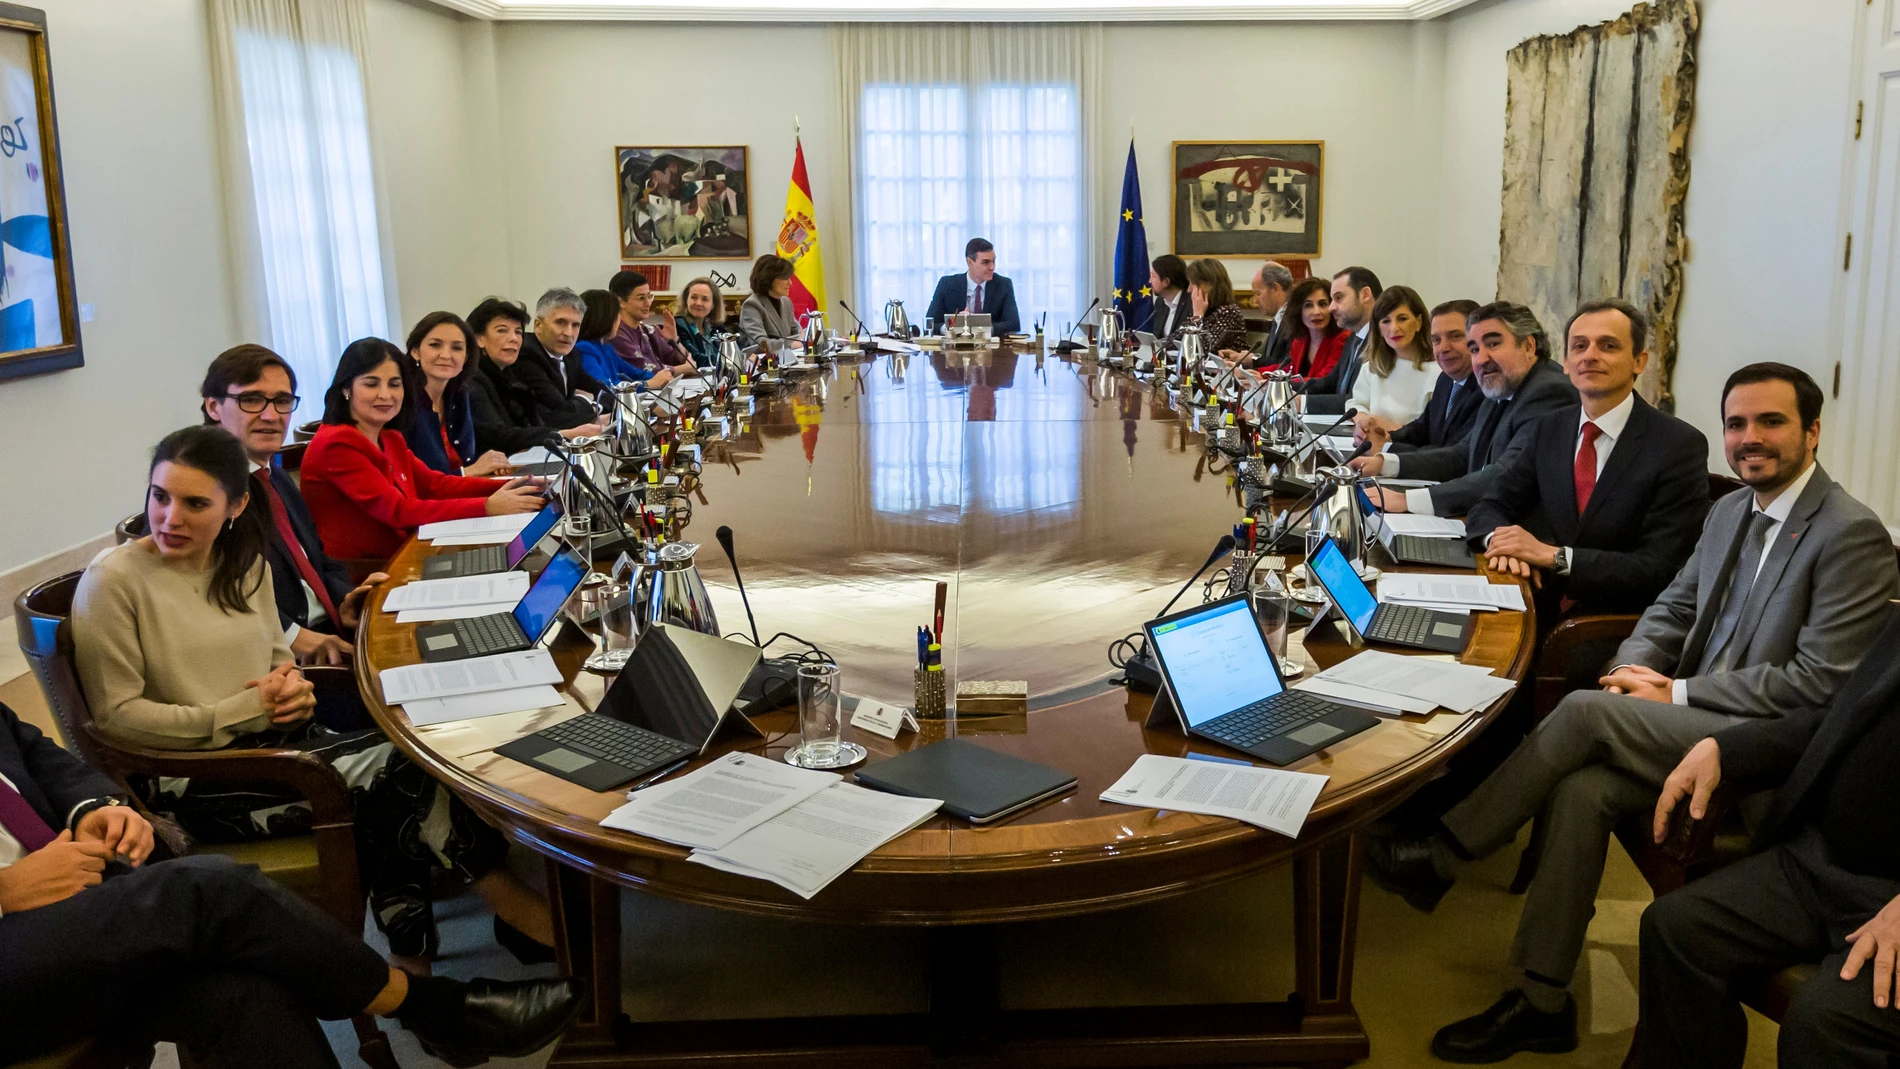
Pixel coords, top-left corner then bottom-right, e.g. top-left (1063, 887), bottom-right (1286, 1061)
top-left (1220, 261), bottom-right (1294, 369)
top-left (1353, 301), bottom-right (1578, 517)
top-left (201, 345), bottom-right (382, 667)
top-left (923, 237), bottom-right (1021, 335)
top-left (1146, 253), bottom-right (1191, 339)
top-left (1634, 603), bottom-right (1900, 1067)
top-left (1302, 266), bottom-right (1380, 413)
top-left (523, 287), bottom-right (608, 407)
top-left (0, 702), bottom-right (583, 1067)
top-left (1466, 299), bottom-right (1710, 615)
top-left (1358, 297), bottom-right (1483, 453)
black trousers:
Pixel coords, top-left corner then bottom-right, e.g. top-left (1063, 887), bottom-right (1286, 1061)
top-left (0, 854), bottom-right (390, 1067)
top-left (1628, 826), bottom-right (1900, 1068)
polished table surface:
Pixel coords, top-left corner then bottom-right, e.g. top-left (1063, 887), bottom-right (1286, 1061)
top-left (358, 345), bottom-right (1534, 927)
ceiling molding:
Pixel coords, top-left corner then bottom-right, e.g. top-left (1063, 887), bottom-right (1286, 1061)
top-left (422, 0), bottom-right (1482, 21)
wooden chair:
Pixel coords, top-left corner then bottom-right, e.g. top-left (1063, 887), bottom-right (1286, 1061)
top-left (13, 574), bottom-right (397, 1069)
top-left (112, 512), bottom-right (145, 546)
top-left (292, 420), bottom-right (320, 443)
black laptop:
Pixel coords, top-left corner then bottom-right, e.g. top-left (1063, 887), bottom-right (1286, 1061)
top-left (1143, 593), bottom-right (1378, 765)
top-left (496, 624), bottom-right (763, 791)
top-left (1354, 484), bottom-right (1473, 568)
top-left (1305, 535), bottom-right (1471, 654)
top-left (413, 548), bottom-right (588, 663)
top-left (420, 500), bottom-right (562, 580)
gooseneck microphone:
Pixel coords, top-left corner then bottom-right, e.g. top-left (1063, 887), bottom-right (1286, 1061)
top-left (1054, 297), bottom-right (1104, 353)
top-left (1154, 534), bottom-right (1238, 620)
top-left (713, 525), bottom-right (763, 647)
top-left (542, 433), bottom-right (644, 557)
top-left (1290, 406), bottom-right (1359, 464)
top-left (837, 301), bottom-right (868, 343)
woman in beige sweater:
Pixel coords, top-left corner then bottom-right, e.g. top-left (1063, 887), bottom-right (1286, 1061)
top-left (74, 425), bottom-right (552, 969)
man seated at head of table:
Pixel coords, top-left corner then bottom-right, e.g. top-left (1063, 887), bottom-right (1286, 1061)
top-left (466, 296), bottom-right (604, 457)
top-left (1218, 260), bottom-right (1294, 369)
top-left (1465, 299), bottom-right (1710, 617)
top-left (1353, 297), bottom-right (1483, 454)
top-left (1345, 285), bottom-right (1439, 435)
top-left (1351, 301), bottom-right (1578, 517)
top-left (572, 287), bottom-right (677, 392)
top-left (402, 310), bottom-right (513, 478)
top-left (607, 268), bottom-right (695, 379)
top-left (1366, 361), bottom-right (1898, 1063)
top-left (521, 287), bottom-right (609, 410)
top-left (1302, 266), bottom-right (1382, 414)
top-left (200, 345), bottom-right (384, 668)
top-left (923, 237), bottom-right (1021, 336)
top-left (301, 337), bottom-right (545, 562)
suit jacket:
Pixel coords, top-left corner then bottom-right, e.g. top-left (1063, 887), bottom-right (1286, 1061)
top-left (1614, 464), bottom-right (1899, 719)
top-left (300, 425), bottom-right (495, 561)
top-left (1389, 373), bottom-right (1482, 451)
top-left (519, 334), bottom-right (606, 412)
top-left (1303, 327), bottom-right (1371, 414)
top-left (0, 702), bottom-right (118, 834)
top-left (1149, 291), bottom-right (1190, 339)
top-left (738, 293), bottom-right (798, 348)
top-left (468, 354), bottom-right (563, 456)
top-left (923, 273), bottom-right (1021, 335)
top-left (403, 391), bottom-right (478, 476)
top-left (1465, 394), bottom-right (1710, 614)
top-left (1252, 308), bottom-right (1293, 370)
top-left (1399, 359), bottom-right (1579, 516)
top-left (259, 462), bottom-right (353, 636)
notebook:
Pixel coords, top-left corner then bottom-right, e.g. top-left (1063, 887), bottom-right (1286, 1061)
top-left (854, 738), bottom-right (1075, 825)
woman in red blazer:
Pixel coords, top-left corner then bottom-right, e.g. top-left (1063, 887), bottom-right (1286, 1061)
top-left (1274, 277), bottom-right (1348, 381)
top-left (302, 338), bottom-right (544, 561)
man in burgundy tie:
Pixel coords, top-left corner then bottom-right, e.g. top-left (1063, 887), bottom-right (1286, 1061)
top-left (923, 237), bottom-right (1021, 336)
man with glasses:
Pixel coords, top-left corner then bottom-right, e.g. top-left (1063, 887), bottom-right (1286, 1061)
top-left (200, 344), bottom-right (382, 666)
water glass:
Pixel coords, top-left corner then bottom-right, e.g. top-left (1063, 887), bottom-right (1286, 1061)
top-left (1304, 524), bottom-right (1328, 590)
top-left (786, 663), bottom-right (865, 769)
top-left (1250, 585), bottom-right (1300, 678)
top-left (579, 583), bottom-right (633, 672)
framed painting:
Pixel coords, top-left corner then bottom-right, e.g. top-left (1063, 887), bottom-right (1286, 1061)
top-left (0, 3), bottom-right (78, 382)
top-left (1170, 141), bottom-right (1323, 260)
top-left (615, 146), bottom-right (752, 260)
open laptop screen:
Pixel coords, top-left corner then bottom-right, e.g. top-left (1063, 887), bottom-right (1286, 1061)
top-left (511, 548), bottom-right (586, 643)
top-left (1149, 597), bottom-right (1283, 728)
top-left (505, 501), bottom-right (563, 568)
top-left (1308, 537), bottom-right (1379, 634)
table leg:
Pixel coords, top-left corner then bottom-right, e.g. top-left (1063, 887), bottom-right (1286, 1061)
top-left (1292, 831), bottom-right (1367, 1050)
top-left (927, 925), bottom-right (1001, 1055)
top-left (547, 860), bottom-right (630, 1057)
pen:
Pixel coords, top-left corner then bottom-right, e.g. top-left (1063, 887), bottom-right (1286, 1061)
top-left (933, 581), bottom-right (948, 643)
top-left (918, 626), bottom-right (928, 667)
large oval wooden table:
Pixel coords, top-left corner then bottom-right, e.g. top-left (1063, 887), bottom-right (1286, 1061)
top-left (358, 344), bottom-right (1534, 1068)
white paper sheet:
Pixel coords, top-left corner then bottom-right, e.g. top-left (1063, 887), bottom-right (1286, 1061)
top-left (1100, 754), bottom-right (1328, 838)
top-left (508, 446), bottom-right (554, 466)
top-left (403, 685), bottom-right (565, 727)
top-left (426, 532), bottom-right (519, 547)
top-left (379, 649), bottom-right (563, 704)
top-left (418, 514), bottom-right (535, 540)
top-left (1381, 515), bottom-right (1467, 539)
top-left (1315, 650), bottom-right (1518, 714)
top-left (394, 601), bottom-right (518, 624)
top-left (1378, 573), bottom-right (1526, 612)
top-left (685, 782), bottom-right (941, 899)
top-left (381, 572), bottom-right (530, 613)
top-left (600, 752), bottom-right (838, 851)
top-left (1294, 677), bottom-right (1433, 715)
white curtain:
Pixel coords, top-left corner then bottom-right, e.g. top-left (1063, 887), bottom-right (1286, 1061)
top-left (208, 0), bottom-right (394, 424)
top-left (835, 24), bottom-right (1101, 336)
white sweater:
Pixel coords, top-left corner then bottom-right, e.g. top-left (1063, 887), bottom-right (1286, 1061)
top-left (1348, 357), bottom-right (1440, 428)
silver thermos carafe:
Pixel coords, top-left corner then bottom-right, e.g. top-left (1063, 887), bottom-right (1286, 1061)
top-left (634, 542), bottom-right (721, 637)
top-left (884, 299), bottom-right (911, 338)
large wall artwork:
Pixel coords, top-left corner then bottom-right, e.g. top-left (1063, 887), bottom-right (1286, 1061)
top-left (0, 3), bottom-right (78, 382)
top-left (1170, 141), bottom-right (1323, 260)
top-left (616, 146), bottom-right (752, 261)
top-left (1498, 0), bottom-right (1699, 406)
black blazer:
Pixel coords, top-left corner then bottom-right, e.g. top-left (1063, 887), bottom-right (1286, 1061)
top-left (261, 462), bottom-right (354, 635)
top-left (0, 702), bottom-right (118, 832)
top-left (1389, 373), bottom-right (1482, 451)
top-left (520, 334), bottom-right (607, 410)
top-left (1400, 359), bottom-right (1579, 516)
top-left (1254, 310), bottom-right (1293, 369)
top-left (469, 349), bottom-right (595, 455)
top-left (1465, 394), bottom-right (1709, 614)
top-left (1149, 291), bottom-right (1190, 340)
top-left (923, 273), bottom-right (1021, 335)
top-left (1303, 329), bottom-right (1367, 414)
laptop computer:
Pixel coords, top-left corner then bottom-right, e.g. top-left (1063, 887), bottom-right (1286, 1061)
top-left (413, 548), bottom-right (589, 663)
top-left (1143, 594), bottom-right (1379, 765)
top-left (1354, 484), bottom-right (1473, 569)
top-left (496, 624), bottom-right (764, 791)
top-left (1305, 535), bottom-right (1472, 654)
top-left (420, 500), bottom-right (563, 580)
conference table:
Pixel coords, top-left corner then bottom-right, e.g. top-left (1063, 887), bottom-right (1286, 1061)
top-left (356, 341), bottom-right (1535, 1068)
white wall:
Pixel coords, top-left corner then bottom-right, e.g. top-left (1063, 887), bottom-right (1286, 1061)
top-left (0, 0), bottom-right (238, 575)
top-left (1436, 0), bottom-right (1861, 454)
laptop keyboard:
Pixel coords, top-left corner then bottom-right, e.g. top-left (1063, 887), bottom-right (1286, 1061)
top-left (1370, 602), bottom-right (1437, 645)
top-left (1394, 535), bottom-right (1471, 568)
top-left (537, 715), bottom-right (697, 773)
top-left (1203, 690), bottom-right (1337, 748)
top-left (459, 545), bottom-right (508, 576)
top-left (455, 613), bottom-right (525, 656)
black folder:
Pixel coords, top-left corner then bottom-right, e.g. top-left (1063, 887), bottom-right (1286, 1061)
top-left (854, 738), bottom-right (1076, 825)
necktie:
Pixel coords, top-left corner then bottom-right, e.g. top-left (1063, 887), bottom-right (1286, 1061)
top-left (254, 470), bottom-right (343, 625)
top-left (1699, 510), bottom-right (1777, 675)
top-left (970, 283), bottom-right (983, 313)
top-left (1574, 422), bottom-right (1603, 516)
top-left (0, 776), bottom-right (56, 853)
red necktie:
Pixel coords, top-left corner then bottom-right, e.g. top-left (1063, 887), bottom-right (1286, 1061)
top-left (1574, 422), bottom-right (1603, 516)
top-left (970, 283), bottom-right (983, 313)
top-left (0, 776), bottom-right (56, 852)
top-left (254, 470), bottom-right (344, 624)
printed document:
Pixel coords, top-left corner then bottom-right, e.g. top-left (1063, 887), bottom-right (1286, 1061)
top-left (1315, 650), bottom-right (1517, 714)
top-left (394, 601), bottom-right (518, 624)
top-left (1380, 515), bottom-right (1467, 539)
top-left (379, 649), bottom-right (562, 704)
top-left (1378, 573), bottom-right (1526, 612)
top-left (686, 782), bottom-right (941, 899)
top-left (418, 514), bottom-right (534, 541)
top-left (600, 753), bottom-right (837, 851)
top-left (1101, 754), bottom-right (1328, 838)
top-left (403, 685), bottom-right (564, 727)
top-left (381, 572), bottom-right (529, 613)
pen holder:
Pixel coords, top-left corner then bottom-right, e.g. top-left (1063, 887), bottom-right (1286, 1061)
top-left (914, 668), bottom-right (947, 719)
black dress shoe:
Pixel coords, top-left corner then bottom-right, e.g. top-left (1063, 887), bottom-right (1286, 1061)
top-left (494, 915), bottom-right (557, 966)
top-left (1364, 832), bottom-right (1453, 913)
top-left (1430, 989), bottom-right (1578, 1063)
top-left (409, 977), bottom-right (586, 1068)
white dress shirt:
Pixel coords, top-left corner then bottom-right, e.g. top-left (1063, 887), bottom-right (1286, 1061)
top-left (1477, 390), bottom-right (1634, 558)
top-left (0, 771), bottom-right (96, 871)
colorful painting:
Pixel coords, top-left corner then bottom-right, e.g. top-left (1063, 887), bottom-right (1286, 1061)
top-left (615, 146), bottom-right (751, 260)
top-left (1170, 141), bottom-right (1323, 259)
top-left (0, 4), bottom-right (78, 382)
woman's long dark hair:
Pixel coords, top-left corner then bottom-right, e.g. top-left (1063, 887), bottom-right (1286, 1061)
top-left (149, 426), bottom-right (271, 616)
top-left (405, 312), bottom-right (479, 409)
top-left (578, 288), bottom-right (621, 344)
top-left (322, 337), bottom-right (414, 431)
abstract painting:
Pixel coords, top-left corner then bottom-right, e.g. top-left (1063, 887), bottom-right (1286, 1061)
top-left (1170, 141), bottom-right (1323, 259)
top-left (615, 146), bottom-right (752, 260)
top-left (0, 3), bottom-right (79, 382)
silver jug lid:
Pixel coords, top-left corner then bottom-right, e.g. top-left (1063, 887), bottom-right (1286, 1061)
top-left (657, 542), bottom-right (699, 565)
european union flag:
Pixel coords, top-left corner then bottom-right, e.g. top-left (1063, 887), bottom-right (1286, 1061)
top-left (1111, 141), bottom-right (1154, 335)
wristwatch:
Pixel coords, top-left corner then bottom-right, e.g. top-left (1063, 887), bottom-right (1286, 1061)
top-left (67, 794), bottom-right (133, 830)
top-left (1552, 547), bottom-right (1571, 575)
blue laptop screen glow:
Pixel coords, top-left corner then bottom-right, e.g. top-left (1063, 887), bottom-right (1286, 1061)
top-left (1310, 537), bottom-right (1379, 634)
top-left (505, 503), bottom-right (561, 568)
top-left (1150, 598), bottom-right (1284, 728)
top-left (512, 550), bottom-right (586, 641)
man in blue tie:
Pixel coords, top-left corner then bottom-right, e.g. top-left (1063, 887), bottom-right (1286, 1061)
top-left (925, 237), bottom-right (1021, 335)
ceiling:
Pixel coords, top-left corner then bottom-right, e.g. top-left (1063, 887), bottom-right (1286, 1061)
top-left (423, 0), bottom-right (1483, 22)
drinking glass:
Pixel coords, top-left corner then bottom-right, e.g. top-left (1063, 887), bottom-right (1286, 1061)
top-left (1304, 524), bottom-right (1328, 591)
top-left (1250, 584), bottom-right (1302, 678)
top-left (785, 663), bottom-right (866, 769)
top-left (581, 582), bottom-right (635, 673)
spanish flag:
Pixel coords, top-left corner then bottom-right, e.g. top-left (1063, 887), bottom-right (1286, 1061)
top-left (776, 136), bottom-right (826, 319)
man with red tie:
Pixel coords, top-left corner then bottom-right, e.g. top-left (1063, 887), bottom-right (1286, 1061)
top-left (923, 237), bottom-right (1022, 336)
top-left (201, 345), bottom-right (384, 668)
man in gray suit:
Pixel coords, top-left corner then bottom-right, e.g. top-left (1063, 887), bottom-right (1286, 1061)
top-left (1367, 362), bottom-right (1899, 1063)
top-left (1352, 301), bottom-right (1578, 517)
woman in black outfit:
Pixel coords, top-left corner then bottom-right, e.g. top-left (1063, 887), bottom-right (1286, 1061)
top-left (465, 297), bottom-right (603, 455)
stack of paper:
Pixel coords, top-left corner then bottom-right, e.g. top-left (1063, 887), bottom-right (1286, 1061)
top-left (1100, 754), bottom-right (1328, 838)
top-left (404, 685), bottom-right (564, 727)
top-left (379, 648), bottom-right (563, 704)
top-left (1297, 649), bottom-right (1517, 716)
top-left (601, 754), bottom-right (942, 899)
top-left (1381, 515), bottom-right (1466, 539)
top-left (508, 446), bottom-right (554, 467)
top-left (381, 571), bottom-right (529, 623)
top-left (1378, 573), bottom-right (1526, 614)
top-left (418, 514), bottom-right (535, 546)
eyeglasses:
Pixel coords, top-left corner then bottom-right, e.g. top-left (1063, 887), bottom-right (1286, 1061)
top-left (224, 391), bottom-right (299, 414)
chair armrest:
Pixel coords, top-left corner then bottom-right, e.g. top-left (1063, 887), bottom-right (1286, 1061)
top-left (1658, 782), bottom-right (1737, 864)
top-left (1532, 613), bottom-right (1642, 722)
top-left (82, 728), bottom-right (355, 826)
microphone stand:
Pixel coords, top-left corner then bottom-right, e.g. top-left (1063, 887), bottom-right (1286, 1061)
top-left (1053, 297), bottom-right (1102, 353)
